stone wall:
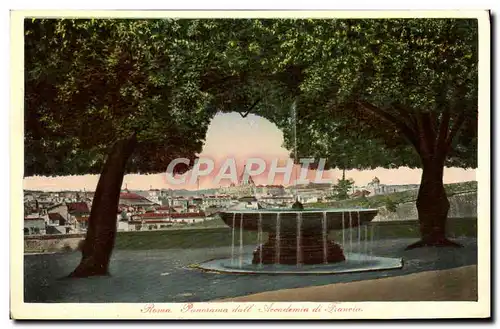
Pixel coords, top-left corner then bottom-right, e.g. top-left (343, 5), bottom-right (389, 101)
top-left (373, 192), bottom-right (477, 222)
top-left (24, 234), bottom-right (85, 253)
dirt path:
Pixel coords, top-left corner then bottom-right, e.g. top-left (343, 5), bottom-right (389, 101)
top-left (217, 265), bottom-right (477, 302)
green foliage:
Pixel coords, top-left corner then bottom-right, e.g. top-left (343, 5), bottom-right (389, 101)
top-left (384, 197), bottom-right (398, 213)
top-left (357, 194), bottom-right (373, 208)
top-left (24, 19), bottom-right (217, 177)
top-left (445, 180), bottom-right (477, 194)
top-left (25, 18), bottom-right (478, 182)
top-left (201, 18), bottom-right (478, 171)
top-left (331, 177), bottom-right (355, 200)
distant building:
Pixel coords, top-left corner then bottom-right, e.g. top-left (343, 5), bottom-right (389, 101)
top-left (47, 203), bottom-right (69, 220)
top-left (204, 206), bottom-right (225, 216)
top-left (67, 201), bottom-right (90, 215)
top-left (255, 185), bottom-right (286, 197)
top-left (42, 204), bottom-right (72, 234)
top-left (24, 193), bottom-right (35, 202)
top-left (119, 212), bottom-right (208, 231)
top-left (222, 183), bottom-right (255, 199)
top-left (135, 188), bottom-right (162, 204)
top-left (201, 195), bottom-right (234, 210)
top-left (67, 201), bottom-right (91, 233)
top-left (168, 212), bottom-right (206, 223)
top-left (162, 195), bottom-right (215, 213)
top-left (187, 204), bottom-right (200, 213)
top-left (221, 166), bottom-right (257, 198)
top-left (119, 191), bottom-right (159, 208)
top-left (172, 204), bottom-right (186, 213)
top-left (155, 205), bottom-right (176, 214)
top-left (24, 217), bottom-right (45, 235)
top-left (365, 177), bottom-right (419, 196)
top-left (284, 184), bottom-right (331, 204)
top-left (350, 190), bottom-right (371, 198)
top-left (24, 200), bottom-right (38, 214)
top-left (258, 195), bottom-right (294, 207)
top-left (48, 213), bottom-right (66, 226)
top-left (229, 196), bottom-right (261, 210)
top-left (171, 197), bottom-right (188, 207)
top-left (74, 215), bottom-right (90, 231)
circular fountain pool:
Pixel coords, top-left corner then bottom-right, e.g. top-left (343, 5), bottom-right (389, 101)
top-left (193, 252), bottom-right (403, 275)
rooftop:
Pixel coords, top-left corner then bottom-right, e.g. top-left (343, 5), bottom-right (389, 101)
top-left (120, 192), bottom-right (149, 200)
top-left (67, 202), bottom-right (90, 214)
top-left (48, 213), bottom-right (65, 222)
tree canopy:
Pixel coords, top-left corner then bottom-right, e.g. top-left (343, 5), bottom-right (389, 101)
top-left (26, 18), bottom-right (477, 177)
top-left (200, 18), bottom-right (478, 171)
top-left (24, 18), bottom-right (216, 177)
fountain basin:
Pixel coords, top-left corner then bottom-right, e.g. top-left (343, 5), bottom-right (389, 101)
top-left (193, 253), bottom-right (403, 275)
top-left (219, 208), bottom-right (378, 233)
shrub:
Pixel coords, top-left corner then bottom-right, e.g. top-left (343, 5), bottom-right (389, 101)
top-left (358, 195), bottom-right (371, 208)
top-left (62, 243), bottom-right (73, 252)
top-left (385, 197), bottom-right (398, 213)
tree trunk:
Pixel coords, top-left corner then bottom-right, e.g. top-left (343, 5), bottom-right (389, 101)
top-left (406, 159), bottom-right (462, 250)
top-left (68, 133), bottom-right (137, 278)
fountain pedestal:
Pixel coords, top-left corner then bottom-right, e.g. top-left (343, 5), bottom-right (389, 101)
top-left (253, 233), bottom-right (346, 265)
top-left (219, 208), bottom-right (379, 266)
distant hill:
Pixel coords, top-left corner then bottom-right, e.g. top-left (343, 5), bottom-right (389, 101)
top-left (24, 188), bottom-right (221, 196)
top-left (308, 180), bottom-right (477, 209)
top-left (287, 182), bottom-right (333, 190)
top-left (163, 188), bottom-right (221, 197)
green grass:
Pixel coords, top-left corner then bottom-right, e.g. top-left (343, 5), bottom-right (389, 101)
top-left (113, 217), bottom-right (477, 250)
top-left (114, 227), bottom-right (266, 250)
top-left (328, 217), bottom-right (477, 241)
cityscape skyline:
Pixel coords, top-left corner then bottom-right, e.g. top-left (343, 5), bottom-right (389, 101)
top-left (23, 112), bottom-right (476, 192)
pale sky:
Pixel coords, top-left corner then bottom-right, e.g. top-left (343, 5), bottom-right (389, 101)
top-left (23, 112), bottom-right (475, 191)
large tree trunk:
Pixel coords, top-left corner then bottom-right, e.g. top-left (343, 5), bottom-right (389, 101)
top-left (354, 102), bottom-right (467, 250)
top-left (68, 133), bottom-right (137, 278)
top-left (406, 159), bottom-right (462, 250)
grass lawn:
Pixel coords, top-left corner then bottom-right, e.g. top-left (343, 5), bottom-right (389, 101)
top-left (114, 217), bottom-right (477, 250)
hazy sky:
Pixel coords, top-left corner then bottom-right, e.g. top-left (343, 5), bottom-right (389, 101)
top-left (23, 112), bottom-right (475, 191)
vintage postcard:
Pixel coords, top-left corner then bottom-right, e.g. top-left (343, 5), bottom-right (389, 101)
top-left (10, 9), bottom-right (490, 320)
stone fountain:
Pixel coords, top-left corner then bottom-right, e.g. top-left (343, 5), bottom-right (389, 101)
top-left (192, 100), bottom-right (402, 274)
top-left (193, 206), bottom-right (403, 275)
top-left (219, 207), bottom-right (377, 266)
